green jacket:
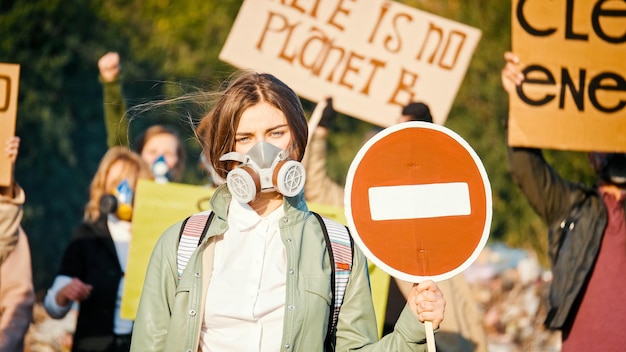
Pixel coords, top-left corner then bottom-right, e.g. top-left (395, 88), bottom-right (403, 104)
top-left (100, 78), bottom-right (129, 148)
top-left (130, 185), bottom-right (431, 351)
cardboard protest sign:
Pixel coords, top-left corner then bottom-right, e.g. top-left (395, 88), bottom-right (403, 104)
top-left (121, 179), bottom-right (349, 319)
top-left (220, 0), bottom-right (481, 126)
top-left (509, 0), bottom-right (626, 152)
top-left (0, 63), bottom-right (20, 186)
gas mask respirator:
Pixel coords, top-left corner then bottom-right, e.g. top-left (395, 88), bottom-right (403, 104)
top-left (100, 179), bottom-right (134, 221)
top-left (598, 153), bottom-right (626, 185)
top-left (152, 155), bottom-right (170, 184)
top-left (219, 142), bottom-right (306, 203)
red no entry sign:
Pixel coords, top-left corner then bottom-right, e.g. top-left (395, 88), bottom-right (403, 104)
top-left (344, 122), bottom-right (492, 282)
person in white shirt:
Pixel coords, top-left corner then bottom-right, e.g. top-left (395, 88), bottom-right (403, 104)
top-left (131, 70), bottom-right (446, 352)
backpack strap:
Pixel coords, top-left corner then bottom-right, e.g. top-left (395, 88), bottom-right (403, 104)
top-left (312, 212), bottom-right (353, 351)
top-left (177, 210), bottom-right (214, 281)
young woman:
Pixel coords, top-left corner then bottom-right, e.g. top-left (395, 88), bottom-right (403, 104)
top-left (130, 71), bottom-right (445, 351)
top-left (44, 146), bottom-right (153, 352)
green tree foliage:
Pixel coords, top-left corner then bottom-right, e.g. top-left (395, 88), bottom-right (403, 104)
top-left (0, 0), bottom-right (243, 294)
top-left (1, 0), bottom-right (119, 295)
top-left (0, 0), bottom-right (595, 296)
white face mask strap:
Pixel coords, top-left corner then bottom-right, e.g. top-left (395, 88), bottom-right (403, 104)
top-left (219, 151), bottom-right (246, 163)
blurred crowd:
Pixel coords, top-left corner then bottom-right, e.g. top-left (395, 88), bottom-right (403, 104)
top-left (22, 242), bottom-right (562, 352)
top-left (1, 32), bottom-right (624, 352)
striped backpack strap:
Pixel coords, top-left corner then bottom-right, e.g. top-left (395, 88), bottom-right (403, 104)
top-left (177, 210), bottom-right (214, 281)
top-left (312, 212), bottom-right (353, 351)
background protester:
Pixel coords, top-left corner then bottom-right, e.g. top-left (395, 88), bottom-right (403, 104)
top-left (502, 51), bottom-right (626, 351)
top-left (0, 136), bottom-right (35, 351)
top-left (302, 98), bottom-right (488, 351)
top-left (44, 147), bottom-right (152, 352)
top-left (98, 52), bottom-right (186, 183)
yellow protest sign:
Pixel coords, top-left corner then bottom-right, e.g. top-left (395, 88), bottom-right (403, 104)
top-left (121, 180), bottom-right (215, 319)
top-left (220, 0), bottom-right (481, 126)
top-left (509, 0), bottom-right (626, 152)
top-left (0, 63), bottom-right (20, 186)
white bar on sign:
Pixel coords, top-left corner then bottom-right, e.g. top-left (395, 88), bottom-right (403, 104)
top-left (368, 183), bottom-right (471, 220)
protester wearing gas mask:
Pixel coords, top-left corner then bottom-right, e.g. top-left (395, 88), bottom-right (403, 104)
top-left (131, 71), bottom-right (445, 352)
top-left (98, 52), bottom-right (186, 184)
top-left (219, 141), bottom-right (306, 203)
top-left (502, 51), bottom-right (626, 350)
top-left (44, 146), bottom-right (152, 352)
top-left (132, 125), bottom-right (185, 183)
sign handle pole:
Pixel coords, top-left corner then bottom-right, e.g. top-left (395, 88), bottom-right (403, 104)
top-left (418, 251), bottom-right (436, 352)
top-left (425, 321), bottom-right (436, 352)
top-left (307, 98), bottom-right (326, 146)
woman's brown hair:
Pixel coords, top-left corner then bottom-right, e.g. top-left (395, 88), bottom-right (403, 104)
top-left (84, 146), bottom-right (153, 222)
top-left (195, 71), bottom-right (308, 180)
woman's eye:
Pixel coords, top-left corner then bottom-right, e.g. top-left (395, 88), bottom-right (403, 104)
top-left (270, 131), bottom-right (284, 138)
